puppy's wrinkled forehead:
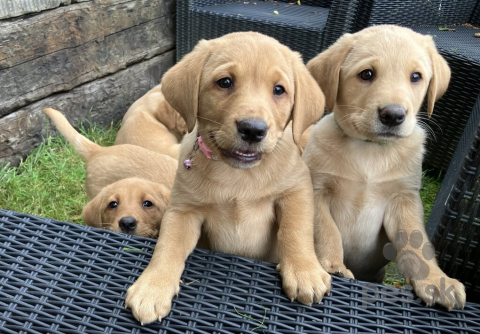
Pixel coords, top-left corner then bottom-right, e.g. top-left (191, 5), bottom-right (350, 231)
top-left (202, 33), bottom-right (293, 84)
top-left (343, 28), bottom-right (433, 78)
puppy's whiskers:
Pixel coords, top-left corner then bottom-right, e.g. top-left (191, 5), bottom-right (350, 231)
top-left (197, 116), bottom-right (223, 126)
top-left (417, 120), bottom-right (437, 141)
top-left (417, 112), bottom-right (443, 134)
top-left (336, 105), bottom-right (368, 113)
top-left (336, 113), bottom-right (355, 127)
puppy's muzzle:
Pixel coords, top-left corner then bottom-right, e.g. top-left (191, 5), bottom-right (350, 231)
top-left (119, 216), bottom-right (137, 233)
top-left (378, 104), bottom-right (406, 127)
top-left (237, 119), bottom-right (268, 144)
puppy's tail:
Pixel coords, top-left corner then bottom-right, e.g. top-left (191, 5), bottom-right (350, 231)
top-left (43, 108), bottom-right (100, 161)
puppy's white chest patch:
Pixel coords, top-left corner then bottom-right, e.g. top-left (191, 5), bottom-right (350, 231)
top-left (202, 198), bottom-right (278, 262)
top-left (330, 180), bottom-right (390, 277)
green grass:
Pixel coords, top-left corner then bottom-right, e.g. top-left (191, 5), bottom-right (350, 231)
top-left (421, 169), bottom-right (443, 223)
top-left (0, 121), bottom-right (120, 225)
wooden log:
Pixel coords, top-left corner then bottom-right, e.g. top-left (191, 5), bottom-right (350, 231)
top-left (0, 0), bottom-right (84, 20)
top-left (0, 51), bottom-right (175, 167)
top-left (0, 0), bottom-right (175, 116)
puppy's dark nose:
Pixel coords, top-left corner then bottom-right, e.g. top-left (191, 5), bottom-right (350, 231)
top-left (237, 119), bottom-right (268, 143)
top-left (378, 104), bottom-right (406, 127)
top-left (119, 216), bottom-right (137, 233)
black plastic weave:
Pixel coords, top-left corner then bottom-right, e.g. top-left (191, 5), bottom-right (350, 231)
top-left (176, 0), bottom-right (362, 62)
top-left (427, 94), bottom-right (480, 303)
top-left (1, 210), bottom-right (480, 333)
top-left (412, 27), bottom-right (480, 171)
top-left (364, 0), bottom-right (478, 27)
top-left (352, 0), bottom-right (480, 170)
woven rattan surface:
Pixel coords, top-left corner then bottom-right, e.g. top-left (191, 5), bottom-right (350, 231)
top-left (199, 2), bottom-right (327, 29)
top-left (427, 94), bottom-right (480, 303)
top-left (365, 0), bottom-right (478, 26)
top-left (176, 0), bottom-right (363, 62)
top-left (189, 1), bottom-right (329, 62)
top-left (1, 210), bottom-right (480, 333)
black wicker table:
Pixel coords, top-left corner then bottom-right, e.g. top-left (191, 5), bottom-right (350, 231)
top-left (1, 210), bottom-right (479, 333)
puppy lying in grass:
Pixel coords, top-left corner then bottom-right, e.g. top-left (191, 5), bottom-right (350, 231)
top-left (125, 31), bottom-right (330, 325)
top-left (43, 108), bottom-right (177, 238)
top-left (115, 84), bottom-right (187, 160)
top-left (303, 25), bottom-right (466, 310)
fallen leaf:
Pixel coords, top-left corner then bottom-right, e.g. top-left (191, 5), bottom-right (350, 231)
top-left (273, 10), bottom-right (279, 14)
top-left (123, 247), bottom-right (144, 252)
top-left (438, 26), bottom-right (456, 31)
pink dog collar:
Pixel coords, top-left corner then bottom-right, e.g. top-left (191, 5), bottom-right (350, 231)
top-left (183, 134), bottom-right (216, 169)
top-left (198, 135), bottom-right (213, 159)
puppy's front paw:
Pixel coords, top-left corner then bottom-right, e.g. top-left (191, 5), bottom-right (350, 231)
top-left (277, 260), bottom-right (331, 305)
top-left (319, 258), bottom-right (354, 279)
top-left (125, 271), bottom-right (180, 325)
top-left (411, 271), bottom-right (466, 310)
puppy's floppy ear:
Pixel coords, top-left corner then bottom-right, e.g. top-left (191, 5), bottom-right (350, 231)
top-left (161, 40), bottom-right (211, 133)
top-left (291, 52), bottom-right (326, 149)
top-left (82, 194), bottom-right (105, 228)
top-left (307, 33), bottom-right (354, 112)
top-left (425, 36), bottom-right (451, 117)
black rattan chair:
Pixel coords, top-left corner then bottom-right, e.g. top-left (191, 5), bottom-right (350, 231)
top-left (427, 94), bottom-right (480, 303)
top-left (352, 0), bottom-right (480, 171)
top-left (177, 0), bottom-right (363, 63)
top-left (1, 210), bottom-right (480, 332)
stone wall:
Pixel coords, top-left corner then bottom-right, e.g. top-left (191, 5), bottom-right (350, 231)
top-left (0, 0), bottom-right (176, 166)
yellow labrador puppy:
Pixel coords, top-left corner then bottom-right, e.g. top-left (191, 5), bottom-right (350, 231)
top-left (43, 108), bottom-right (177, 237)
top-left (82, 177), bottom-right (171, 238)
top-left (115, 84), bottom-right (187, 160)
top-left (126, 32), bottom-right (330, 324)
top-left (303, 25), bottom-right (466, 310)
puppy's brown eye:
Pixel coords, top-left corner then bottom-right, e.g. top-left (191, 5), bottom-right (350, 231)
top-left (359, 69), bottom-right (374, 81)
top-left (142, 201), bottom-right (153, 208)
top-left (411, 72), bottom-right (422, 83)
top-left (273, 85), bottom-right (285, 96)
top-left (217, 77), bottom-right (233, 89)
top-left (108, 201), bottom-right (118, 209)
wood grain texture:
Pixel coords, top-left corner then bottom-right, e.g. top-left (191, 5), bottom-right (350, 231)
top-left (0, 0), bottom-right (175, 116)
top-left (0, 51), bottom-right (175, 167)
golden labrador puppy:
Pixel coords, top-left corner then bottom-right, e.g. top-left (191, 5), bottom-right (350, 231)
top-left (115, 84), bottom-right (187, 160)
top-left (125, 32), bottom-right (330, 325)
top-left (303, 25), bottom-right (466, 309)
top-left (43, 108), bottom-right (177, 237)
top-left (82, 178), bottom-right (170, 238)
